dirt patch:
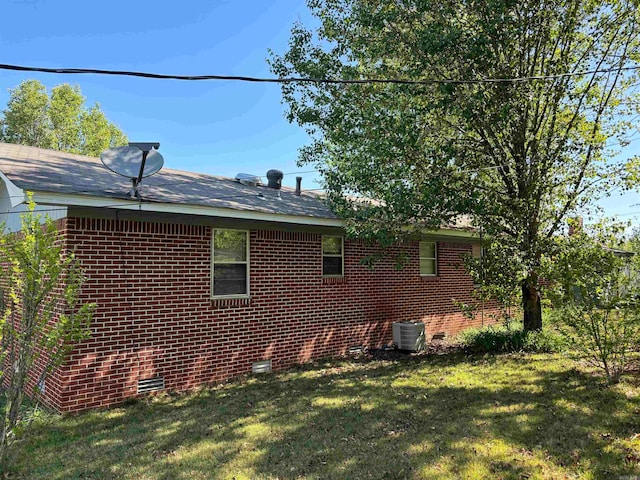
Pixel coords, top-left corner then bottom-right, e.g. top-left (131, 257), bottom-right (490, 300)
top-left (350, 341), bottom-right (464, 361)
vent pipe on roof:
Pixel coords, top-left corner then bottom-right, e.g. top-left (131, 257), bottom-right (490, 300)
top-left (266, 169), bottom-right (283, 189)
top-left (235, 173), bottom-right (262, 187)
top-left (295, 176), bottom-right (302, 196)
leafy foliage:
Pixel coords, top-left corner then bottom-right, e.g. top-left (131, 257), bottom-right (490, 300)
top-left (0, 80), bottom-right (127, 155)
top-left (457, 240), bottom-right (522, 324)
top-left (270, 0), bottom-right (640, 331)
top-left (456, 323), bottom-right (567, 353)
top-left (544, 226), bottom-right (640, 384)
top-left (0, 197), bottom-right (94, 469)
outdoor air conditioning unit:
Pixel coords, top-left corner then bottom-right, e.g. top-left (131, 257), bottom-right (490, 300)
top-left (393, 322), bottom-right (426, 352)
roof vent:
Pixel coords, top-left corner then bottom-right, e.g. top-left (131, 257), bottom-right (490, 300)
top-left (295, 176), bottom-right (302, 196)
top-left (235, 173), bottom-right (262, 187)
top-left (266, 169), bottom-right (283, 189)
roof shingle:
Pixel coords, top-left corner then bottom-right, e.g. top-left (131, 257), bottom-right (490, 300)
top-left (0, 142), bottom-right (336, 219)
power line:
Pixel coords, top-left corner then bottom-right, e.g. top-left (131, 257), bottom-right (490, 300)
top-left (1, 62), bottom-right (639, 85)
top-left (595, 210), bottom-right (640, 218)
top-left (283, 169), bottom-right (318, 176)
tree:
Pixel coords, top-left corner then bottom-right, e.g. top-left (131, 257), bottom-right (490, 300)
top-left (0, 79), bottom-right (127, 155)
top-left (0, 197), bottom-right (94, 469)
top-left (49, 84), bottom-right (84, 153)
top-left (80, 103), bottom-right (128, 157)
top-left (0, 80), bottom-right (51, 148)
top-left (270, 0), bottom-right (640, 331)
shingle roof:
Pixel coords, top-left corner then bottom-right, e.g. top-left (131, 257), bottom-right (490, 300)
top-left (0, 142), bottom-right (336, 219)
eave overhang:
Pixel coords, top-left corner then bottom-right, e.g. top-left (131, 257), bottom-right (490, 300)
top-left (26, 190), bottom-right (478, 239)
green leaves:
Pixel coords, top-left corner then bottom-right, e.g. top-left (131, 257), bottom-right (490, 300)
top-left (49, 84), bottom-right (84, 153)
top-left (272, 0), bottom-right (640, 330)
top-left (544, 227), bottom-right (640, 384)
top-left (0, 195), bottom-right (95, 468)
top-left (0, 80), bottom-right (51, 148)
top-left (0, 80), bottom-right (127, 155)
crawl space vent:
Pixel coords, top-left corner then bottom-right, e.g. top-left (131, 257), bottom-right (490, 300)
top-left (137, 377), bottom-right (165, 394)
top-left (252, 360), bottom-right (272, 374)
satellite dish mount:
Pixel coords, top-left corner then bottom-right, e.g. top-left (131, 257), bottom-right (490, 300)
top-left (128, 142), bottom-right (160, 198)
top-left (100, 142), bottom-right (164, 199)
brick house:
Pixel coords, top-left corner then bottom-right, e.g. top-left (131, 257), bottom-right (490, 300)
top-left (0, 143), bottom-right (495, 412)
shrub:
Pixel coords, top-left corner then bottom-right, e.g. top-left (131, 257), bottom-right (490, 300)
top-left (456, 324), bottom-right (566, 354)
top-left (544, 227), bottom-right (640, 384)
top-left (0, 198), bottom-right (94, 469)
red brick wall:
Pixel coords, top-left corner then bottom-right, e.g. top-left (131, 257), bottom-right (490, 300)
top-left (49, 218), bottom-right (497, 412)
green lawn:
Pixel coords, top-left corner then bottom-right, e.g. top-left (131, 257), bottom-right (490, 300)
top-left (9, 353), bottom-right (640, 479)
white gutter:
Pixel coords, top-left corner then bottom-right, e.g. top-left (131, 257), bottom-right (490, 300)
top-left (29, 191), bottom-right (478, 239)
top-left (31, 191), bottom-right (346, 228)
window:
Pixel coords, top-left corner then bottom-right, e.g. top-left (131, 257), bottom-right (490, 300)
top-left (212, 229), bottom-right (249, 297)
top-left (322, 236), bottom-right (344, 277)
top-left (471, 243), bottom-right (484, 287)
top-left (419, 241), bottom-right (437, 276)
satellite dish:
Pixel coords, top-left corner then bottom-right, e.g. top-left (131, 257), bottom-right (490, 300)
top-left (100, 142), bottom-right (164, 199)
top-left (100, 146), bottom-right (164, 179)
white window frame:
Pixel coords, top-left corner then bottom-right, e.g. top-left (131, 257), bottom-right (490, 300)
top-left (322, 235), bottom-right (344, 278)
top-left (472, 243), bottom-right (484, 287)
top-left (419, 241), bottom-right (437, 276)
top-left (211, 228), bottom-right (250, 299)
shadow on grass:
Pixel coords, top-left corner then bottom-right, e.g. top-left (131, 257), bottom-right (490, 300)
top-left (11, 354), bottom-right (640, 479)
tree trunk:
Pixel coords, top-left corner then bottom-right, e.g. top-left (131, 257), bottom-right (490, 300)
top-left (522, 278), bottom-right (542, 332)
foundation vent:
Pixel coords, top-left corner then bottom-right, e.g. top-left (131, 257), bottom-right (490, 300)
top-left (252, 360), bottom-right (272, 374)
top-left (137, 377), bottom-right (165, 394)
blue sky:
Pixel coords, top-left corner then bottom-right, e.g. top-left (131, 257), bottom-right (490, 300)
top-left (0, 0), bottom-right (638, 221)
top-left (0, 0), bottom-right (317, 188)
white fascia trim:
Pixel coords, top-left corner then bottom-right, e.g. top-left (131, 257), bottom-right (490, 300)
top-left (31, 191), bottom-right (345, 227)
top-left (426, 228), bottom-right (479, 239)
top-left (30, 191), bottom-right (478, 238)
top-left (0, 172), bottom-right (25, 207)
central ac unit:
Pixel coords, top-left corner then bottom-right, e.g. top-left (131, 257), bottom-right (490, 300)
top-left (393, 322), bottom-right (426, 352)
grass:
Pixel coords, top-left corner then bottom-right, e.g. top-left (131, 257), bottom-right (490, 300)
top-left (8, 353), bottom-right (640, 479)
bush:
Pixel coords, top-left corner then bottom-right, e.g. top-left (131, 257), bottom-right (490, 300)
top-left (544, 228), bottom-right (640, 384)
top-left (0, 198), bottom-right (94, 469)
top-left (549, 306), bottom-right (640, 384)
top-left (456, 324), bottom-right (566, 353)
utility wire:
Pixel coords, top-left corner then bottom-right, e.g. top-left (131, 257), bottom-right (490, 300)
top-left (1, 62), bottom-right (639, 85)
top-left (595, 210), bottom-right (640, 218)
